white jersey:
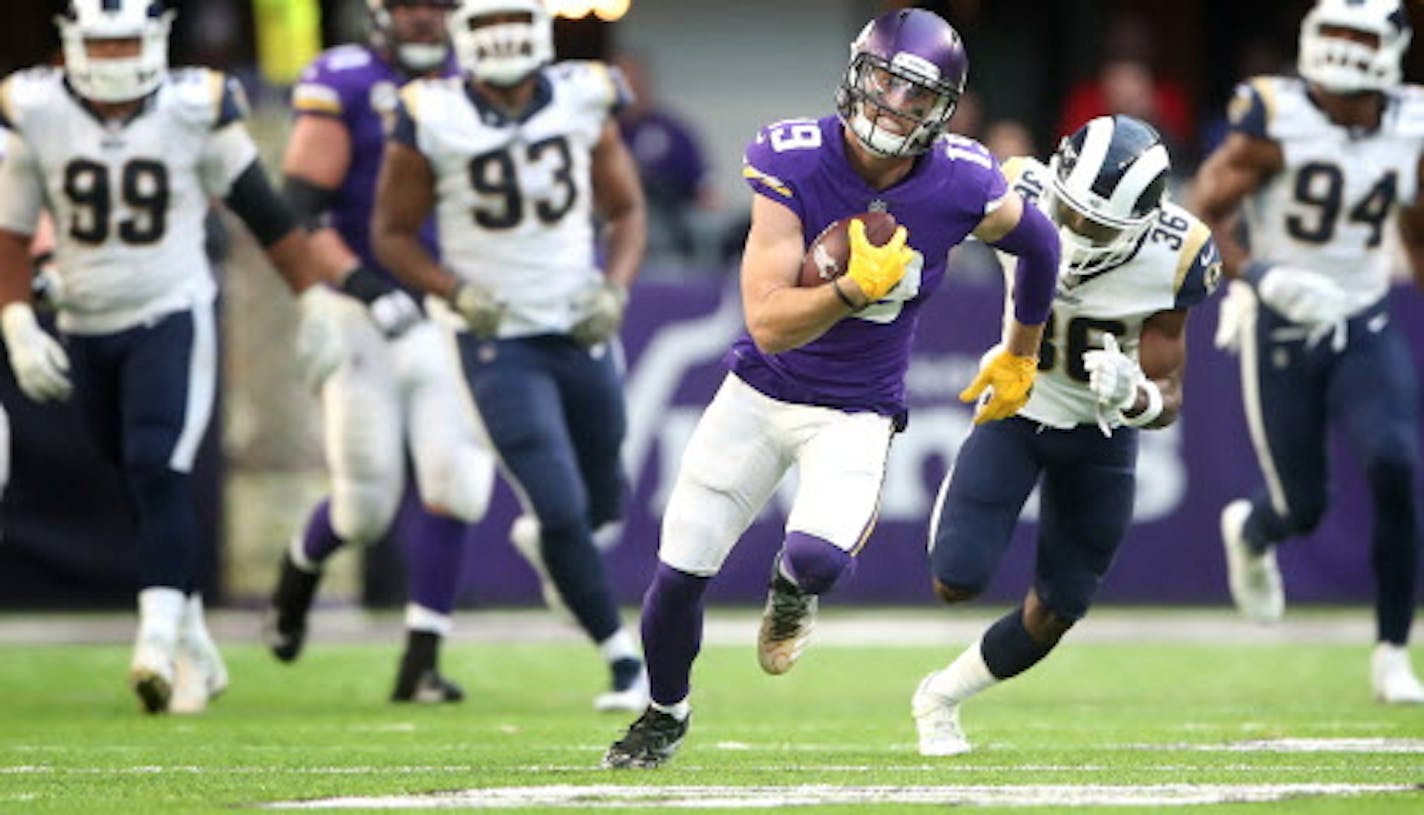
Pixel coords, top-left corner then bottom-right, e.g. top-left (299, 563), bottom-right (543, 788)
top-left (999, 156), bottom-right (1221, 429)
top-left (396, 61), bottom-right (628, 338)
top-left (1230, 76), bottom-right (1424, 314)
top-left (0, 67), bottom-right (257, 334)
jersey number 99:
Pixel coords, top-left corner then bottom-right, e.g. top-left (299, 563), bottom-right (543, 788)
top-left (63, 159), bottom-right (170, 246)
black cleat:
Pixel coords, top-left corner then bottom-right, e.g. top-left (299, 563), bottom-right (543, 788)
top-left (602, 707), bottom-right (690, 769)
top-left (264, 551), bottom-right (322, 663)
top-left (391, 668), bottom-right (465, 704)
top-left (757, 556), bottom-right (818, 675)
top-left (390, 631), bottom-right (464, 704)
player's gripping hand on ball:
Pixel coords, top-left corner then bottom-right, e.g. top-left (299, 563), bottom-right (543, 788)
top-left (839, 219), bottom-right (914, 308)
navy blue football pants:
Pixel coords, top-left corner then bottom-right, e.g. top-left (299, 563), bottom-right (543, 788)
top-left (66, 303), bottom-right (216, 592)
top-left (931, 416), bottom-right (1138, 621)
top-left (1239, 297), bottom-right (1420, 643)
top-left (456, 333), bottom-right (626, 641)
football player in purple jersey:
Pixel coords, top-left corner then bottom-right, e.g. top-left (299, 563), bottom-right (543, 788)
top-left (602, 8), bottom-right (1060, 768)
top-left (264, 0), bottom-right (499, 703)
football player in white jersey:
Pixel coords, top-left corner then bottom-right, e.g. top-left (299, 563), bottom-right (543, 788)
top-left (913, 115), bottom-right (1220, 756)
top-left (0, 0), bottom-right (353, 714)
top-left (372, 0), bottom-right (650, 711)
top-left (265, 0), bottom-right (499, 705)
top-left (1191, 0), bottom-right (1424, 703)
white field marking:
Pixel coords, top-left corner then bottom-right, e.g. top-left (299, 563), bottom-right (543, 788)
top-left (1136, 738), bottom-right (1424, 754)
top-left (263, 783), bottom-right (1420, 809)
top-left (714, 742), bottom-right (752, 750)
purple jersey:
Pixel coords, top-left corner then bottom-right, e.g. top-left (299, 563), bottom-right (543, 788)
top-left (734, 115), bottom-right (1007, 416)
top-left (291, 44), bottom-right (456, 279)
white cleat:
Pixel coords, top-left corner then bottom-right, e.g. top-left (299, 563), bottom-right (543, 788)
top-left (169, 637), bottom-right (229, 715)
top-left (129, 636), bottom-right (176, 715)
top-left (912, 672), bottom-right (971, 756)
top-left (594, 670), bottom-right (650, 713)
top-left (757, 563), bottom-right (818, 676)
top-left (1372, 643), bottom-right (1424, 705)
top-left (509, 515), bottom-right (570, 617)
top-left (1220, 499), bottom-right (1284, 623)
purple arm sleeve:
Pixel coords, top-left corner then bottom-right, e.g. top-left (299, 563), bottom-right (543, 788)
top-left (987, 203), bottom-right (1059, 325)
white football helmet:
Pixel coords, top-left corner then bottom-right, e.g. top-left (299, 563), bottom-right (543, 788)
top-left (449, 0), bottom-right (553, 87)
top-left (57, 0), bottom-right (174, 103)
top-left (1298, 0), bottom-right (1412, 94)
top-left (368, 0), bottom-right (459, 74)
top-left (1045, 115), bottom-right (1171, 275)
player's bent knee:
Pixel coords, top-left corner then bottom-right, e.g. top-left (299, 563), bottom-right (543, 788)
top-left (932, 578), bottom-right (981, 605)
top-left (329, 485), bottom-right (399, 546)
top-left (424, 453), bottom-right (496, 524)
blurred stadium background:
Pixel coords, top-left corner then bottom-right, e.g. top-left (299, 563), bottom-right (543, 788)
top-left (2, 0), bottom-right (1423, 617)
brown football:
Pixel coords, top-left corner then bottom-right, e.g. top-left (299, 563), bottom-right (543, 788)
top-left (798, 211), bottom-right (899, 288)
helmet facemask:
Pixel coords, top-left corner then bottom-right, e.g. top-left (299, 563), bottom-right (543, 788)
top-left (1043, 179), bottom-right (1155, 275)
top-left (837, 51), bottom-right (959, 158)
top-left (58, 1), bottom-right (174, 104)
top-left (1298, 0), bottom-right (1412, 93)
top-left (450, 0), bottom-right (554, 87)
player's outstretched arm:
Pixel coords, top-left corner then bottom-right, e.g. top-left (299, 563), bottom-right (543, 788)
top-left (740, 195), bottom-right (868, 354)
top-left (1186, 132), bottom-right (1281, 280)
top-left (960, 192), bottom-right (1055, 424)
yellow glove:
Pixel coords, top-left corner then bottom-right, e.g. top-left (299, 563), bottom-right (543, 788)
top-left (959, 346), bottom-right (1038, 424)
top-left (844, 219), bottom-right (914, 304)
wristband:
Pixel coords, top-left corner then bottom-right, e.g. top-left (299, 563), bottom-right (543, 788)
top-left (831, 278), bottom-right (860, 311)
top-left (1120, 378), bottom-right (1164, 428)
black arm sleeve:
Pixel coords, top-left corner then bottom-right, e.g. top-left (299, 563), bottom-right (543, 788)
top-left (224, 160), bottom-right (301, 248)
top-left (282, 174), bottom-right (338, 231)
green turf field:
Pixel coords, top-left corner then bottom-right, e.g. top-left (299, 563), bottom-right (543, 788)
top-left (1, 613), bottom-right (1422, 813)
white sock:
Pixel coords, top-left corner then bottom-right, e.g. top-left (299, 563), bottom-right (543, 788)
top-left (598, 628), bottom-right (639, 664)
top-left (181, 593), bottom-right (217, 648)
top-left (926, 636), bottom-right (1000, 704)
top-left (651, 698), bottom-right (691, 721)
top-left (287, 535), bottom-right (321, 574)
top-left (405, 604), bottom-right (453, 637)
top-left (137, 587), bottom-right (185, 645)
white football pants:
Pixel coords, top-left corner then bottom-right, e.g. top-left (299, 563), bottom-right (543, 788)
top-left (320, 299), bottom-right (495, 544)
top-left (659, 374), bottom-right (895, 576)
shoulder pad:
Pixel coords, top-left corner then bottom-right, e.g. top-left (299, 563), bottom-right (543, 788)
top-left (938, 134), bottom-right (1008, 211)
top-left (292, 46), bottom-right (380, 117)
top-left (1226, 76), bottom-right (1277, 140)
top-left (167, 68), bottom-right (247, 129)
top-left (1000, 155), bottom-right (1049, 205)
top-left (742, 118), bottom-right (827, 206)
top-left (0, 67), bottom-right (63, 131)
top-left (548, 60), bottom-right (629, 115)
top-left (1170, 206), bottom-right (1221, 309)
top-left (1389, 84), bottom-right (1424, 138)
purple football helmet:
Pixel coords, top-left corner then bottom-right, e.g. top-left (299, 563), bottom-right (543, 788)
top-left (835, 9), bottom-right (968, 158)
top-left (368, 0), bottom-right (460, 74)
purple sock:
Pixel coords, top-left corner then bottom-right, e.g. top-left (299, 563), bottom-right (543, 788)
top-left (641, 563), bottom-right (709, 706)
top-left (403, 507), bottom-right (468, 616)
top-left (782, 531), bottom-right (854, 594)
top-left (301, 500), bottom-right (346, 565)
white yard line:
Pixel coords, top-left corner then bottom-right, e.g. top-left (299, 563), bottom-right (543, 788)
top-left (262, 783), bottom-right (1420, 809)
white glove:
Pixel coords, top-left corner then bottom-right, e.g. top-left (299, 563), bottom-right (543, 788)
top-left (1214, 279), bottom-right (1254, 353)
top-left (366, 289), bottom-right (423, 339)
top-left (295, 286), bottom-right (347, 390)
top-left (451, 281), bottom-right (505, 339)
top-left (1256, 265), bottom-right (1351, 326)
top-left (1082, 333), bottom-right (1144, 436)
top-left (1, 302), bottom-right (71, 402)
top-left (570, 278), bottom-right (628, 348)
